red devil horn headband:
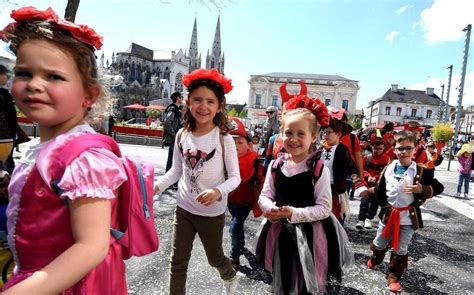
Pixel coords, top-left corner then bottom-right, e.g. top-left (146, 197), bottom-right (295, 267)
top-left (280, 81), bottom-right (308, 104)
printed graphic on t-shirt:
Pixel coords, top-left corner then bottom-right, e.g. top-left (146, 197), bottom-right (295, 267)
top-left (182, 148), bottom-right (216, 193)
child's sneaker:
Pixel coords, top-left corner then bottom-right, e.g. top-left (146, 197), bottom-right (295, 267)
top-left (223, 272), bottom-right (242, 295)
top-left (464, 193), bottom-right (469, 200)
top-left (456, 192), bottom-right (461, 198)
top-left (355, 220), bottom-right (364, 230)
top-left (364, 219), bottom-right (373, 229)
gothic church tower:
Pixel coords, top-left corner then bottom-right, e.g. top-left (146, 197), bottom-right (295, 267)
top-left (206, 16), bottom-right (225, 74)
top-left (188, 16), bottom-right (201, 72)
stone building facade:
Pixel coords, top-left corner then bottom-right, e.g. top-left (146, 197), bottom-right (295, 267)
top-left (247, 72), bottom-right (359, 125)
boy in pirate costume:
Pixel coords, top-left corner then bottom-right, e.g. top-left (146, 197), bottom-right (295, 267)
top-left (355, 131), bottom-right (391, 230)
top-left (367, 130), bottom-right (443, 292)
top-left (321, 110), bottom-right (368, 224)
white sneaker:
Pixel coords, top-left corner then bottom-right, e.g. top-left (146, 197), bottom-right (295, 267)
top-left (223, 272), bottom-right (242, 295)
top-left (355, 220), bottom-right (364, 230)
top-left (364, 219), bottom-right (373, 229)
top-left (456, 192), bottom-right (461, 198)
top-left (464, 193), bottom-right (469, 200)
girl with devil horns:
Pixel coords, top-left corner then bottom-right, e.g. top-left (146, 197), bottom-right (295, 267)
top-left (256, 83), bottom-right (354, 294)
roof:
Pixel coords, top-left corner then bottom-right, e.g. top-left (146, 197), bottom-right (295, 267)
top-left (153, 49), bottom-right (181, 60)
top-left (373, 88), bottom-right (442, 106)
top-left (257, 72), bottom-right (352, 81)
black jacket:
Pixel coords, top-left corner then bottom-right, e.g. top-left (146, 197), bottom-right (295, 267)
top-left (0, 88), bottom-right (17, 141)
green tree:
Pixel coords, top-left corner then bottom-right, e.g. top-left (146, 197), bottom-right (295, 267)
top-left (227, 107), bottom-right (238, 117)
top-left (146, 109), bottom-right (162, 119)
top-left (238, 108), bottom-right (247, 118)
top-left (431, 123), bottom-right (453, 143)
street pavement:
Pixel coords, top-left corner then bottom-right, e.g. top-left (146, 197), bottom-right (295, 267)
top-left (13, 139), bottom-right (474, 294)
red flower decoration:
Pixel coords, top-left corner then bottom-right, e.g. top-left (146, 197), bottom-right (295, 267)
top-left (182, 68), bottom-right (233, 94)
top-left (285, 95), bottom-right (330, 127)
top-left (1, 6), bottom-right (103, 50)
top-left (11, 6), bottom-right (58, 22)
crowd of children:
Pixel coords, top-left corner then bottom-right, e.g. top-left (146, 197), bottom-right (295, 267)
top-left (0, 5), bottom-right (466, 295)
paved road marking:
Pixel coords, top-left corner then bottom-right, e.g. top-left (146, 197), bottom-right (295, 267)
top-left (434, 194), bottom-right (474, 220)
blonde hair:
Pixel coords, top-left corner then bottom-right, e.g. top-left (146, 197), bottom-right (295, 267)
top-left (282, 108), bottom-right (318, 134)
top-left (281, 108), bottom-right (319, 151)
top-left (8, 21), bottom-right (112, 122)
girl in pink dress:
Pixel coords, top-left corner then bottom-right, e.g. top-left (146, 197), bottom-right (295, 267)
top-left (1, 6), bottom-right (128, 294)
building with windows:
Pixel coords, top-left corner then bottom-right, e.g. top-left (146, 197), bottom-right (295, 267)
top-left (103, 16), bottom-right (224, 120)
top-left (106, 16), bottom-right (223, 101)
top-left (365, 84), bottom-right (446, 127)
top-left (247, 72), bottom-right (359, 125)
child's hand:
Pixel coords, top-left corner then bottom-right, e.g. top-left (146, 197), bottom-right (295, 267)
top-left (196, 188), bottom-right (222, 206)
top-left (264, 208), bottom-right (284, 222)
top-left (403, 182), bottom-right (423, 194)
top-left (279, 206), bottom-right (293, 219)
top-left (153, 185), bottom-right (160, 195)
top-left (264, 206), bottom-right (292, 221)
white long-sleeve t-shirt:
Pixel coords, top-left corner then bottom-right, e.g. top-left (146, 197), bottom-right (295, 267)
top-left (258, 155), bottom-right (332, 223)
top-left (156, 127), bottom-right (240, 216)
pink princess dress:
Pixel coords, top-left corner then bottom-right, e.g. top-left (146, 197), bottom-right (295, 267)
top-left (3, 125), bottom-right (128, 294)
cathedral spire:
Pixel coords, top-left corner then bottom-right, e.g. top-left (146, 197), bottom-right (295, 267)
top-left (206, 15), bottom-right (224, 74)
top-left (188, 15), bottom-right (201, 72)
top-left (189, 16), bottom-right (198, 59)
top-left (211, 15), bottom-right (221, 58)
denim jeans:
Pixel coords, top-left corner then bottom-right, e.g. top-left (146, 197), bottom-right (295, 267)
top-left (373, 221), bottom-right (415, 255)
top-left (358, 196), bottom-right (378, 221)
top-left (227, 203), bottom-right (252, 261)
top-left (457, 173), bottom-right (470, 194)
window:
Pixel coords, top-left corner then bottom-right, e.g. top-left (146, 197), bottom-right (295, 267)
top-left (342, 100), bottom-right (349, 110)
top-left (396, 107), bottom-right (401, 116)
top-left (426, 110), bottom-right (432, 119)
top-left (272, 95), bottom-right (279, 106)
top-left (411, 109), bottom-right (417, 117)
top-left (255, 94), bottom-right (261, 106)
top-left (385, 107), bottom-right (391, 115)
top-left (325, 99), bottom-right (331, 106)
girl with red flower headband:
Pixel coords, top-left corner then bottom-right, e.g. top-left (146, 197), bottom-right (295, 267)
top-left (0, 6), bottom-right (129, 294)
top-left (256, 83), bottom-right (353, 294)
top-left (154, 68), bottom-right (242, 294)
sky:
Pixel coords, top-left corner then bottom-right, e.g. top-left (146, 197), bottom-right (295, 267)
top-left (1, 0), bottom-right (473, 113)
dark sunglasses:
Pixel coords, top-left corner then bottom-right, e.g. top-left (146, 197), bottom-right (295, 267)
top-left (395, 146), bottom-right (415, 153)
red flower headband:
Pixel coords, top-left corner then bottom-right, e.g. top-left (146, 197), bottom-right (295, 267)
top-left (280, 82), bottom-right (330, 126)
top-left (0, 6), bottom-right (103, 50)
top-left (182, 68), bottom-right (233, 94)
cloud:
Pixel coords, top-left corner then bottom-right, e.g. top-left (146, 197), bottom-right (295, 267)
top-left (406, 70), bottom-right (474, 107)
top-left (420, 0), bottom-right (474, 43)
top-left (396, 5), bottom-right (411, 14)
top-left (385, 31), bottom-right (399, 44)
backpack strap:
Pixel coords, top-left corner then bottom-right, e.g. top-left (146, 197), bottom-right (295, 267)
top-left (220, 133), bottom-right (227, 179)
top-left (46, 134), bottom-right (120, 195)
top-left (312, 159), bottom-right (324, 183)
